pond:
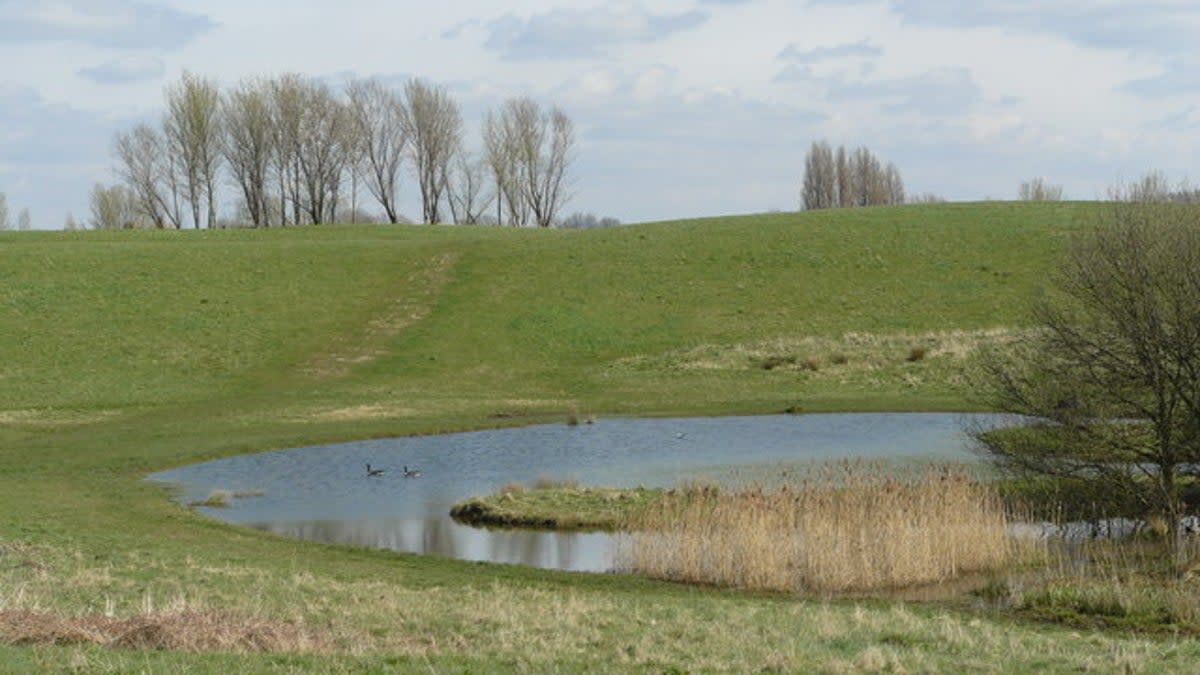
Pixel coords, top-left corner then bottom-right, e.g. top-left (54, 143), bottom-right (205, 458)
top-left (148, 412), bottom-right (1009, 573)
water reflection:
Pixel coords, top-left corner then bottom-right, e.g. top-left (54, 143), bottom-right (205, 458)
top-left (149, 413), bottom-right (1011, 573)
top-left (249, 517), bottom-right (614, 571)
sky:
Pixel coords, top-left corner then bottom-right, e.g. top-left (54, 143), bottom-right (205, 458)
top-left (1, 0), bottom-right (1199, 228)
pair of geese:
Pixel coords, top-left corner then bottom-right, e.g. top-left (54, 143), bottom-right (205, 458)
top-left (365, 463), bottom-right (420, 478)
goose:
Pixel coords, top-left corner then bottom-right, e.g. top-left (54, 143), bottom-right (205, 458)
top-left (366, 463), bottom-right (385, 477)
top-left (403, 465), bottom-right (422, 478)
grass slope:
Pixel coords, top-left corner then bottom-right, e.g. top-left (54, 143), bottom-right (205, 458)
top-left (5, 202), bottom-right (1190, 672)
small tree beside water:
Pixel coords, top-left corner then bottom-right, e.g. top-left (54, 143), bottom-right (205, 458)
top-left (976, 197), bottom-right (1200, 562)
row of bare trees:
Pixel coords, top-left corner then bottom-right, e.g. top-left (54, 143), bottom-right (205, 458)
top-left (109, 72), bottom-right (576, 229)
top-left (801, 141), bottom-right (905, 211)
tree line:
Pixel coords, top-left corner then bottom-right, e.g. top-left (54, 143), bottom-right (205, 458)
top-left (100, 72), bottom-right (576, 230)
top-left (800, 141), bottom-right (906, 211)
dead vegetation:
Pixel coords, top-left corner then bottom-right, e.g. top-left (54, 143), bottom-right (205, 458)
top-left (0, 609), bottom-right (329, 653)
top-left (618, 327), bottom-right (1028, 375)
top-left (622, 463), bottom-right (1018, 593)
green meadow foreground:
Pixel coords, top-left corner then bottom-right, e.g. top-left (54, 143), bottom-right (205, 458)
top-left (3, 203), bottom-right (1199, 672)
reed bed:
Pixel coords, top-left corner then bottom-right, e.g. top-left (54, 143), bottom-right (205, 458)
top-left (621, 463), bottom-right (1015, 593)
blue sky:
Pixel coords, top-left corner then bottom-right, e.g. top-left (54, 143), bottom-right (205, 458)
top-left (1, 0), bottom-right (1198, 227)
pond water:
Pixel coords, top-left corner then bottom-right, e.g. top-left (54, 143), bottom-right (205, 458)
top-left (148, 413), bottom-right (1009, 573)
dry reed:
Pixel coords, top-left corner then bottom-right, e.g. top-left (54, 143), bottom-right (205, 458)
top-left (621, 463), bottom-right (1014, 593)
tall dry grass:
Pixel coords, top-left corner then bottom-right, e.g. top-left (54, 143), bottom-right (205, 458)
top-left (621, 463), bottom-right (1015, 593)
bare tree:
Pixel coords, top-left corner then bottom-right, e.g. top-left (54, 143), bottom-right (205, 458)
top-left (346, 79), bottom-right (408, 224)
top-left (89, 183), bottom-right (142, 229)
top-left (801, 141), bottom-right (836, 210)
top-left (402, 79), bottom-right (463, 224)
top-left (884, 162), bottom-right (905, 205)
top-left (976, 199), bottom-right (1200, 562)
top-left (294, 80), bottom-right (348, 224)
top-left (483, 108), bottom-right (527, 226)
top-left (559, 212), bottom-right (621, 228)
top-left (164, 71), bottom-right (223, 228)
top-left (447, 153), bottom-right (494, 225)
top-left (1127, 172), bottom-right (1200, 204)
top-left (849, 146), bottom-right (891, 206)
top-left (1018, 177), bottom-right (1064, 201)
top-left (485, 98), bottom-right (576, 227)
top-left (495, 97), bottom-right (574, 228)
top-left (113, 123), bottom-right (183, 229)
top-left (806, 142), bottom-right (903, 210)
top-left (269, 74), bottom-right (307, 226)
top-left (835, 146), bottom-right (853, 209)
top-left (0, 192), bottom-right (8, 231)
top-left (223, 78), bottom-right (275, 227)
top-left (533, 106), bottom-right (575, 227)
top-left (16, 208), bottom-right (31, 231)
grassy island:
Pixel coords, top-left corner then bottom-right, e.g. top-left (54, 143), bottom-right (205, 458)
top-left (450, 482), bottom-right (663, 531)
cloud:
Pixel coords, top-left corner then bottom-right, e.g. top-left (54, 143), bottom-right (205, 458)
top-left (778, 40), bottom-right (882, 65)
top-left (774, 58), bottom-right (981, 117)
top-left (77, 54), bottom-right (164, 84)
top-left (1120, 60), bottom-right (1200, 98)
top-left (0, 85), bottom-right (121, 163)
top-left (0, 0), bottom-right (215, 50)
top-left (1148, 106), bottom-right (1200, 131)
top-left (529, 65), bottom-right (828, 218)
top-left (885, 0), bottom-right (1200, 55)
top-left (0, 84), bottom-right (136, 226)
top-left (481, 6), bottom-right (709, 60)
top-left (441, 18), bottom-right (479, 40)
top-left (829, 67), bottom-right (982, 115)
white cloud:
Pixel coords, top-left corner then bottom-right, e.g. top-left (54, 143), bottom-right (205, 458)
top-left (0, 0), bottom-right (215, 49)
top-left (481, 5), bottom-right (710, 60)
top-left (78, 54), bottom-right (165, 84)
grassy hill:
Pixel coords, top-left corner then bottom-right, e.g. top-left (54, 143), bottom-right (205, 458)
top-left (4, 202), bottom-right (1194, 672)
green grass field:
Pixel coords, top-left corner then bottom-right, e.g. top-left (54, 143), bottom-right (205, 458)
top-left (6, 202), bottom-right (1198, 672)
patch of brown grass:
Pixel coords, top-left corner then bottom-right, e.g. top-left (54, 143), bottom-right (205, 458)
top-left (498, 481), bottom-right (527, 496)
top-left (619, 327), bottom-right (1027, 373)
top-left (623, 464), bottom-right (1016, 593)
top-left (303, 403), bottom-right (420, 422)
top-left (532, 474), bottom-right (578, 490)
top-left (0, 609), bottom-right (329, 653)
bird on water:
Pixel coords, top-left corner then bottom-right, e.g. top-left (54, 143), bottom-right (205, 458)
top-left (366, 464), bottom-right (384, 477)
top-left (403, 465), bottom-right (422, 478)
